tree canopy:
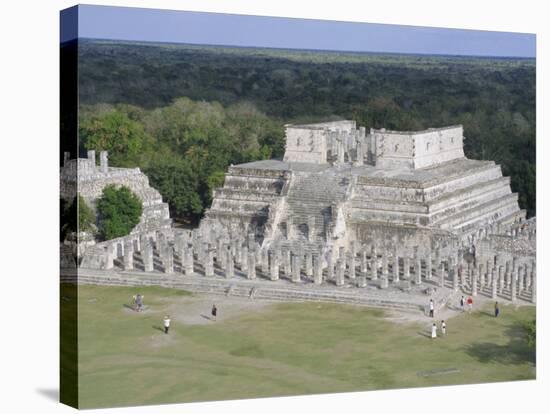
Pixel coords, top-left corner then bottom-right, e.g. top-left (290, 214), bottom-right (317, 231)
top-left (96, 185), bottom-right (142, 240)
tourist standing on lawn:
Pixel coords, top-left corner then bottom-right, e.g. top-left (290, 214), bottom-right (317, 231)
top-left (163, 315), bottom-right (171, 334)
top-left (494, 301), bottom-right (500, 317)
top-left (429, 299), bottom-right (434, 318)
top-left (441, 320), bottom-right (446, 335)
top-left (460, 295), bottom-right (465, 312)
top-left (431, 323), bottom-right (437, 339)
top-left (467, 296), bottom-right (473, 312)
top-left (211, 304), bottom-right (217, 321)
top-left (135, 294), bottom-right (144, 312)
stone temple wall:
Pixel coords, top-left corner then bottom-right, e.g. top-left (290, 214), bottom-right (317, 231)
top-left (60, 150), bottom-right (172, 236)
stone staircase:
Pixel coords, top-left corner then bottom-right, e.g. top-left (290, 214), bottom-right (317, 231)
top-left (277, 170), bottom-right (350, 251)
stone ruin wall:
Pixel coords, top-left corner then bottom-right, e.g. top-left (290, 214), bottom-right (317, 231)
top-left (371, 125), bottom-right (464, 169)
top-left (61, 151), bottom-right (172, 238)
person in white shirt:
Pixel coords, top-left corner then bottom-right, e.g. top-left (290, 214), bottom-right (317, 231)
top-left (431, 323), bottom-right (437, 339)
top-left (441, 320), bottom-right (446, 335)
top-left (429, 299), bottom-right (434, 318)
top-left (163, 315), bottom-right (171, 334)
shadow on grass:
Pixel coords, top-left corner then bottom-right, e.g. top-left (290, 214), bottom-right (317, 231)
top-left (122, 304), bottom-right (135, 311)
top-left (200, 314), bottom-right (212, 321)
top-left (152, 325), bottom-right (164, 332)
top-left (417, 331), bottom-right (432, 339)
top-left (464, 323), bottom-right (535, 365)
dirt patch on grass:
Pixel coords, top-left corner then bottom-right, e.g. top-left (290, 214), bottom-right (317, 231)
top-left (163, 295), bottom-right (277, 326)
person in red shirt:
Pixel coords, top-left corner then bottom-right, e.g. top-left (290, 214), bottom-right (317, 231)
top-left (467, 296), bottom-right (473, 312)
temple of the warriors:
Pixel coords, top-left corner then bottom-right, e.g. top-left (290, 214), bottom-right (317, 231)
top-left (65, 120), bottom-right (537, 310)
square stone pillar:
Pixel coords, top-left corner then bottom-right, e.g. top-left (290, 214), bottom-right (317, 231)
top-left (123, 240), bottom-right (134, 271)
top-left (205, 246), bottom-right (214, 277)
top-left (491, 268), bottom-right (498, 299)
top-left (234, 241), bottom-right (242, 265)
top-left (511, 269), bottom-right (518, 302)
top-left (414, 256), bottom-right (422, 284)
top-left (472, 267), bottom-right (478, 296)
top-left (531, 272), bottom-right (536, 304)
top-left (305, 252), bottom-right (313, 277)
top-left (478, 263), bottom-right (485, 288)
top-left (261, 249), bottom-right (269, 275)
top-left (184, 245), bottom-right (194, 275)
top-left (269, 250), bottom-right (280, 281)
top-left (393, 253), bottom-right (400, 282)
top-left (225, 246), bottom-right (234, 279)
top-left (143, 242), bottom-right (154, 272)
top-left (403, 256), bottom-right (410, 280)
top-left (357, 276), bottom-right (367, 288)
top-left (99, 151), bottom-right (108, 173)
top-left (361, 248), bottom-right (368, 274)
top-left (439, 261), bottom-right (445, 288)
top-left (327, 250), bottom-right (334, 280)
top-left (518, 265), bottom-right (525, 294)
top-left (426, 253), bottom-right (432, 280)
top-left (370, 249), bottom-right (378, 280)
top-left (105, 244), bottom-right (115, 270)
top-left (283, 249), bottom-right (292, 278)
top-left (313, 254), bottom-right (323, 285)
top-left (164, 246), bottom-right (174, 274)
top-left (348, 253), bottom-right (356, 280)
top-left (291, 254), bottom-right (301, 283)
top-left (241, 245), bottom-right (249, 272)
top-left (335, 259), bottom-right (345, 286)
top-left (247, 252), bottom-right (256, 280)
top-left (498, 265), bottom-right (504, 293)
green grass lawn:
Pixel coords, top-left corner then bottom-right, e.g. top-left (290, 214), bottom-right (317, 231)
top-left (63, 285), bottom-right (535, 409)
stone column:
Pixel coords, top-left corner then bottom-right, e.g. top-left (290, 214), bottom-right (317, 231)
top-left (247, 252), bottom-right (256, 280)
top-left (357, 276), bottom-right (367, 288)
top-left (105, 243), bottom-right (115, 270)
top-left (517, 265), bottom-right (525, 294)
top-left (505, 261), bottom-right (511, 289)
top-left (100, 151), bottom-right (108, 173)
top-left (439, 261), bottom-right (446, 288)
top-left (393, 252), bottom-right (400, 282)
top-left (164, 246), bottom-right (174, 274)
top-left (335, 259), bottom-right (345, 286)
top-left (370, 249), bottom-right (378, 280)
top-left (143, 242), bottom-right (153, 272)
top-left (305, 252), bottom-right (313, 277)
top-left (491, 268), bottom-right (498, 299)
top-left (234, 241), bottom-right (242, 265)
top-left (498, 265), bottom-right (504, 294)
top-left (381, 252), bottom-right (389, 281)
top-left (205, 246), bottom-right (214, 277)
top-left (261, 249), bottom-right (269, 275)
top-left (348, 252), bottom-right (356, 280)
top-left (511, 269), bottom-right (518, 302)
top-left (531, 272), bottom-right (536, 304)
top-left (327, 250), bottom-right (334, 280)
top-left (403, 256), bottom-right (410, 280)
top-left (123, 240), bottom-right (134, 270)
top-left (225, 246), bottom-right (234, 279)
top-left (241, 245), bottom-right (248, 272)
top-left (270, 250), bottom-right (280, 281)
top-left (472, 267), bottom-right (478, 296)
top-left (452, 258), bottom-right (459, 292)
top-left (184, 245), bottom-right (194, 275)
top-left (284, 249), bottom-right (292, 279)
top-left (478, 263), bottom-right (485, 288)
top-left (426, 252), bottom-right (432, 280)
top-left (414, 255), bottom-right (422, 284)
top-left (291, 254), bottom-right (301, 283)
top-left (361, 247), bottom-right (368, 274)
top-left (313, 254), bottom-right (323, 285)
